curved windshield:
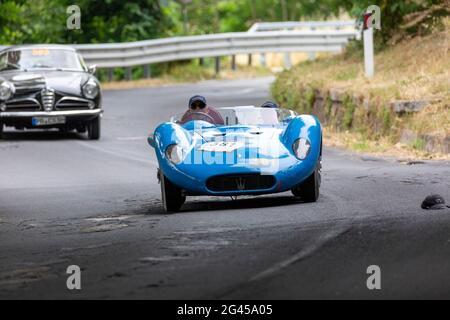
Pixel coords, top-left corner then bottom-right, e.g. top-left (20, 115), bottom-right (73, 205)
top-left (171, 106), bottom-right (297, 126)
top-left (219, 107), bottom-right (296, 125)
top-left (0, 48), bottom-right (86, 72)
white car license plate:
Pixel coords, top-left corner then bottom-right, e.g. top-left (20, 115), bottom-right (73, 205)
top-left (199, 141), bottom-right (243, 152)
top-left (32, 116), bottom-right (66, 126)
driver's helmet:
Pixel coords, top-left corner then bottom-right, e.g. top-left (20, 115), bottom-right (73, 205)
top-left (261, 101), bottom-right (279, 109)
top-left (189, 95), bottom-right (207, 110)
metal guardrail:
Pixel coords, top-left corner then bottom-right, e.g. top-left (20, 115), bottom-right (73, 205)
top-left (248, 20), bottom-right (356, 32)
top-left (0, 21), bottom-right (358, 71)
top-left (75, 30), bottom-right (357, 68)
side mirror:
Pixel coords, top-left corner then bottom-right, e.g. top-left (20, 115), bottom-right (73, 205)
top-left (87, 65), bottom-right (97, 75)
top-left (147, 134), bottom-right (156, 148)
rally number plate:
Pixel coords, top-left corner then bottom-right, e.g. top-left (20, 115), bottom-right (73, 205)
top-left (199, 141), bottom-right (243, 152)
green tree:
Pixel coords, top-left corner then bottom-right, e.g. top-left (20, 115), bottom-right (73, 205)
top-left (65, 0), bottom-right (169, 43)
top-left (1, 0), bottom-right (447, 46)
top-left (0, 0), bottom-right (66, 44)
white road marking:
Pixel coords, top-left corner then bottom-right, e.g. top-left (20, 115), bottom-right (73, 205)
top-left (85, 215), bottom-right (142, 223)
top-left (249, 225), bottom-right (350, 282)
top-left (81, 223), bottom-right (129, 233)
top-left (77, 141), bottom-right (158, 167)
top-left (139, 256), bottom-right (186, 263)
top-left (209, 88), bottom-right (256, 96)
top-left (117, 136), bottom-right (147, 141)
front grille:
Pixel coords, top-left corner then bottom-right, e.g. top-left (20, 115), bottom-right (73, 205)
top-left (56, 97), bottom-right (93, 110)
top-left (12, 77), bottom-right (46, 94)
top-left (5, 99), bottom-right (41, 111)
top-left (14, 85), bottom-right (45, 95)
top-left (41, 88), bottom-right (55, 111)
top-left (206, 174), bottom-right (276, 192)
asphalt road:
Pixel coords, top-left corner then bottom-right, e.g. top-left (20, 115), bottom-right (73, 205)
top-left (0, 77), bottom-right (449, 299)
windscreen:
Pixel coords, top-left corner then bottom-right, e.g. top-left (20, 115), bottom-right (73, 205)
top-left (0, 48), bottom-right (86, 72)
top-left (171, 107), bottom-right (296, 126)
top-left (219, 107), bottom-right (296, 126)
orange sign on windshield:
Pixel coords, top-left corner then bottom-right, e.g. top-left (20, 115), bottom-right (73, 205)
top-left (31, 48), bottom-right (50, 56)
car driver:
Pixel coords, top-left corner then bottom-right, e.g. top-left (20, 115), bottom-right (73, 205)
top-left (180, 95), bottom-right (225, 125)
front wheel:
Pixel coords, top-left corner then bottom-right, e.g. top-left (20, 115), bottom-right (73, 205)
top-left (159, 171), bottom-right (186, 212)
top-left (291, 157), bottom-right (321, 202)
top-left (87, 116), bottom-right (101, 140)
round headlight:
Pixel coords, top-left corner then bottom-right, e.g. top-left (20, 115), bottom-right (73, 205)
top-left (82, 80), bottom-right (99, 99)
top-left (0, 81), bottom-right (15, 101)
top-left (293, 138), bottom-right (311, 160)
top-left (166, 144), bottom-right (185, 165)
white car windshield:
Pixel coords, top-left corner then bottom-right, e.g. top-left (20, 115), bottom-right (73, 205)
top-left (0, 48), bottom-right (86, 72)
top-left (171, 106), bottom-right (297, 126)
top-left (219, 107), bottom-right (296, 126)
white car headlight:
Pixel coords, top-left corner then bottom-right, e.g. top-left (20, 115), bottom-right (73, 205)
top-left (82, 80), bottom-right (99, 99)
top-left (166, 144), bottom-right (186, 165)
top-left (0, 81), bottom-right (15, 101)
top-left (293, 138), bottom-right (311, 160)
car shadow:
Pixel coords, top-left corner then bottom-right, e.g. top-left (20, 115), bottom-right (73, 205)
top-left (179, 194), bottom-right (307, 213)
top-left (0, 130), bottom-right (87, 141)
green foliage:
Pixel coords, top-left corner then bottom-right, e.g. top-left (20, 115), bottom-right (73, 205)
top-left (0, 0), bottom-right (66, 44)
top-left (334, 65), bottom-right (359, 81)
top-left (1, 0), bottom-right (447, 46)
top-left (411, 138), bottom-right (426, 150)
top-left (342, 95), bottom-right (356, 129)
top-left (66, 0), bottom-right (168, 43)
top-left (165, 60), bottom-right (216, 82)
top-left (0, 0), bottom-right (169, 45)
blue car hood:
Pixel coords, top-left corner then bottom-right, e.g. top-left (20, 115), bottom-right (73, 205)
top-left (178, 125), bottom-right (296, 175)
top-left (198, 125), bottom-right (280, 142)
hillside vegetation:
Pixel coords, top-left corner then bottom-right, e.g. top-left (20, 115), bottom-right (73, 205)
top-left (272, 19), bottom-right (449, 158)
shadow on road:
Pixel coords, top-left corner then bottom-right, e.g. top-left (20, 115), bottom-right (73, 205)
top-left (179, 195), bottom-right (308, 213)
top-left (0, 130), bottom-right (86, 141)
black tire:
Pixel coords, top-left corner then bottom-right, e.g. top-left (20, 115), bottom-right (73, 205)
top-left (159, 171), bottom-right (186, 212)
top-left (59, 126), bottom-right (68, 134)
top-left (87, 116), bottom-right (101, 140)
top-left (76, 126), bottom-right (87, 134)
top-left (292, 157), bottom-right (321, 202)
top-left (0, 123), bottom-right (3, 139)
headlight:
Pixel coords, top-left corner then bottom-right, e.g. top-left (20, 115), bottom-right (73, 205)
top-left (82, 80), bottom-right (99, 99)
top-left (293, 138), bottom-right (311, 160)
top-left (0, 81), bottom-right (15, 101)
top-left (166, 144), bottom-right (186, 165)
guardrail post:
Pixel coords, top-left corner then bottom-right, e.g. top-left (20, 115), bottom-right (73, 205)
top-left (284, 53), bottom-right (292, 69)
top-left (231, 55), bottom-right (237, 71)
top-left (260, 54), bottom-right (266, 68)
top-left (363, 27), bottom-right (374, 78)
top-left (215, 57), bottom-right (221, 74)
top-left (248, 54), bottom-right (252, 66)
top-left (144, 65), bottom-right (151, 79)
top-left (107, 68), bottom-right (114, 82)
top-left (308, 26), bottom-right (317, 61)
top-left (125, 67), bottom-right (132, 81)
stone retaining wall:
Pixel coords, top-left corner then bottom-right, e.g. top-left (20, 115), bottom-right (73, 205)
top-left (304, 87), bottom-right (449, 154)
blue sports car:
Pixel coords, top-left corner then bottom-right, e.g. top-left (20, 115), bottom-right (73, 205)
top-left (148, 106), bottom-right (322, 212)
